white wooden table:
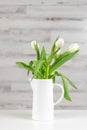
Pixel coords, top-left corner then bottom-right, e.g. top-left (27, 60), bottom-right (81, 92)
top-left (0, 110), bottom-right (87, 130)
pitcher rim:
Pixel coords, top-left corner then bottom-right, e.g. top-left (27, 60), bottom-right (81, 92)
top-left (32, 78), bottom-right (52, 80)
top-left (29, 78), bottom-right (53, 83)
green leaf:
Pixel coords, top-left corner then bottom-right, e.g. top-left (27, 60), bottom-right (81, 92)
top-left (29, 61), bottom-right (34, 66)
top-left (55, 71), bottom-right (77, 89)
top-left (46, 65), bottom-right (49, 79)
top-left (53, 71), bottom-right (60, 77)
top-left (50, 71), bottom-right (72, 101)
top-left (50, 50), bottom-right (79, 73)
top-left (52, 76), bottom-right (56, 83)
top-left (16, 62), bottom-right (34, 72)
top-left (64, 76), bottom-right (77, 89)
top-left (37, 71), bottom-right (45, 79)
top-left (34, 60), bottom-right (44, 76)
top-left (35, 42), bottom-right (40, 60)
top-left (27, 61), bottom-right (34, 75)
top-left (62, 76), bottom-right (72, 101)
top-left (41, 47), bottom-right (46, 60)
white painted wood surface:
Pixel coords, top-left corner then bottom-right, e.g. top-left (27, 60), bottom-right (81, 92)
top-left (0, 0), bottom-right (87, 109)
top-left (0, 110), bottom-right (87, 130)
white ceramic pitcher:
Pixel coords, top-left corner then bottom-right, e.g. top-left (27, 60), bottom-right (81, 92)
top-left (30, 79), bottom-right (64, 121)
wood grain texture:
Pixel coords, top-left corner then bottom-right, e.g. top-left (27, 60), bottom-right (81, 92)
top-left (0, 0), bottom-right (87, 5)
top-left (0, 91), bottom-right (86, 109)
top-left (0, 2), bottom-right (87, 109)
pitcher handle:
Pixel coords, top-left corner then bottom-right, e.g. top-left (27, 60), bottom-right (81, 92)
top-left (53, 83), bottom-right (64, 106)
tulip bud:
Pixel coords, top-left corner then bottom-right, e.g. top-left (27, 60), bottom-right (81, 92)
top-left (31, 40), bottom-right (39, 50)
top-left (68, 43), bottom-right (79, 52)
top-left (55, 37), bottom-right (64, 49)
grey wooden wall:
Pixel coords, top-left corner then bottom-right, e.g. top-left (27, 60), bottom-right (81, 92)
top-left (0, 0), bottom-right (87, 109)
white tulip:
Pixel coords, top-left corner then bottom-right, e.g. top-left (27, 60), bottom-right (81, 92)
top-left (68, 43), bottom-right (79, 52)
top-left (31, 40), bottom-right (39, 50)
top-left (55, 37), bottom-right (64, 49)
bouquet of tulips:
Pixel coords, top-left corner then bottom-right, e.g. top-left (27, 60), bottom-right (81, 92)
top-left (16, 37), bottom-right (79, 101)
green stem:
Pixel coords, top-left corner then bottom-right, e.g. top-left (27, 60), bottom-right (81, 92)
top-left (46, 65), bottom-right (49, 79)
